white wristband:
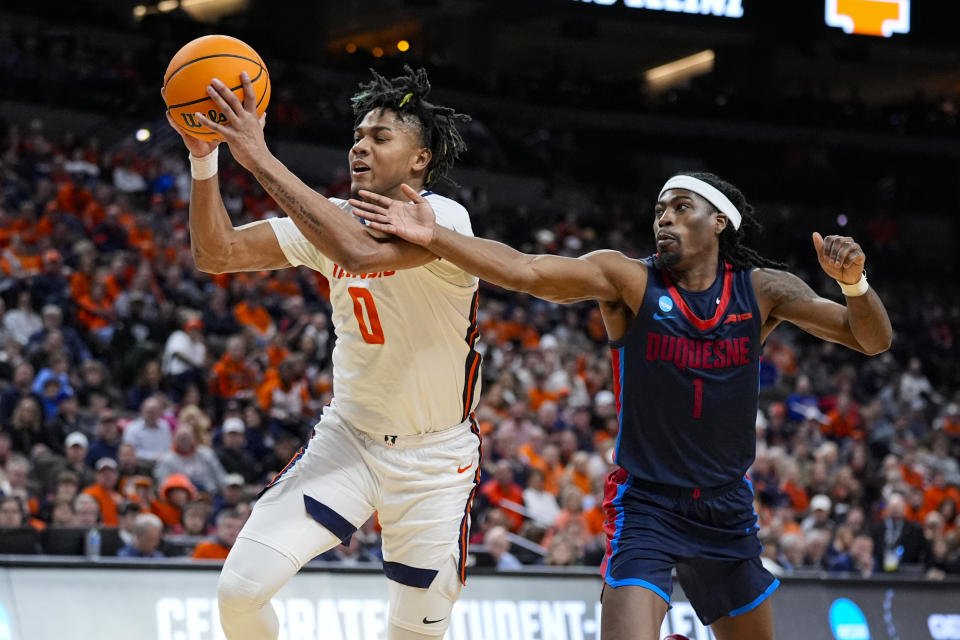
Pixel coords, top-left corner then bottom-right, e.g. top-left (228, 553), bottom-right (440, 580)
top-left (189, 151), bottom-right (218, 181)
top-left (838, 273), bottom-right (869, 297)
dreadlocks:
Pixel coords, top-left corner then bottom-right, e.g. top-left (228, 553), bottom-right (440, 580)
top-left (679, 171), bottom-right (786, 272)
top-left (350, 66), bottom-right (470, 188)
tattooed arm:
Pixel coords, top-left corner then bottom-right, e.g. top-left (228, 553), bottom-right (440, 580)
top-left (249, 156), bottom-right (435, 273)
top-left (752, 268), bottom-right (892, 355)
top-left (187, 161), bottom-right (291, 274)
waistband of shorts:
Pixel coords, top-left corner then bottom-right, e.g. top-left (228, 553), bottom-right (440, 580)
top-left (628, 475), bottom-right (744, 501)
top-left (350, 417), bottom-right (478, 449)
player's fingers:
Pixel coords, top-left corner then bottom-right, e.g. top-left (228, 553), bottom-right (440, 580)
top-left (195, 112), bottom-right (227, 136)
top-left (822, 235), bottom-right (839, 264)
top-left (356, 190), bottom-right (394, 207)
top-left (348, 198), bottom-right (388, 217)
top-left (835, 243), bottom-right (856, 267)
top-left (842, 246), bottom-right (864, 269)
top-left (204, 84), bottom-right (236, 122)
top-left (355, 211), bottom-right (389, 226)
top-left (367, 220), bottom-right (394, 234)
top-left (165, 112), bottom-right (190, 137)
top-left (240, 72), bottom-right (257, 112)
top-left (401, 183), bottom-right (424, 202)
top-left (209, 78), bottom-right (243, 117)
top-left (833, 237), bottom-right (853, 264)
top-left (811, 232), bottom-right (824, 255)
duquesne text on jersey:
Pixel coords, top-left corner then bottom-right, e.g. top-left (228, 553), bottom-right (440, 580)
top-left (645, 333), bottom-right (752, 371)
top-left (331, 264), bottom-right (397, 279)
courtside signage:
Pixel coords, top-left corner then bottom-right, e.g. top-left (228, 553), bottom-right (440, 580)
top-left (825, 0), bottom-right (910, 37)
top-left (570, 0), bottom-right (744, 18)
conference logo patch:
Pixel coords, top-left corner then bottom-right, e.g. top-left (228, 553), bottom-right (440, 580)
top-left (829, 598), bottom-right (870, 640)
top-left (825, 0), bottom-right (910, 38)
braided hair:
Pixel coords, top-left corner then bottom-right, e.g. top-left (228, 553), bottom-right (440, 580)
top-left (679, 171), bottom-right (786, 272)
top-left (350, 66), bottom-right (470, 188)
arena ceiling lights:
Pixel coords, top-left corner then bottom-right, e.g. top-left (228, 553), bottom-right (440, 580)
top-left (132, 0), bottom-right (249, 23)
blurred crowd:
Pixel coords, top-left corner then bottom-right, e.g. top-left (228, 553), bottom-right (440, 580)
top-left (0, 111), bottom-right (958, 580)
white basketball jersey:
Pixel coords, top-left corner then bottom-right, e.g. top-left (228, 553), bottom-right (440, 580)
top-left (267, 193), bottom-right (481, 437)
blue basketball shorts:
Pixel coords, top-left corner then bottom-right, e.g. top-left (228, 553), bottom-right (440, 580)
top-left (601, 467), bottom-right (779, 625)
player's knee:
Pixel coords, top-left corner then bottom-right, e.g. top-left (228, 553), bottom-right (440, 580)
top-left (387, 557), bottom-right (462, 637)
top-left (217, 567), bottom-right (269, 614)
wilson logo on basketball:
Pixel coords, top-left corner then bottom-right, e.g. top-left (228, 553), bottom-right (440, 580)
top-left (825, 0), bottom-right (910, 38)
top-left (181, 111), bottom-right (227, 129)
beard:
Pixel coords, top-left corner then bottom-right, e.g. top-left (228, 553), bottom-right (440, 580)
top-left (653, 248), bottom-right (682, 270)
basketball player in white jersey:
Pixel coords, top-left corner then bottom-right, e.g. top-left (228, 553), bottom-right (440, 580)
top-left (165, 67), bottom-right (482, 640)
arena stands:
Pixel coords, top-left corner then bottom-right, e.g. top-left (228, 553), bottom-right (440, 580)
top-left (0, 4), bottom-right (958, 583)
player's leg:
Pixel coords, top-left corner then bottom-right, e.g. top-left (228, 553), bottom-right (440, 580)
top-left (600, 584), bottom-right (669, 640)
top-left (217, 537), bottom-right (308, 640)
top-left (599, 468), bottom-right (674, 640)
top-left (374, 420), bottom-right (482, 639)
top-left (385, 554), bottom-right (465, 639)
top-left (676, 556), bottom-right (778, 640)
top-left (219, 414), bottom-right (377, 639)
top-left (677, 478), bottom-right (778, 639)
top-left (709, 598), bottom-right (774, 640)
top-left (217, 470), bottom-right (346, 640)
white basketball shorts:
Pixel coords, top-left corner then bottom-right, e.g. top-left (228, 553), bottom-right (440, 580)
top-left (238, 406), bottom-right (483, 587)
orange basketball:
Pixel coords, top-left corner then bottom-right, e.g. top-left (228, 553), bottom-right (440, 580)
top-left (163, 35), bottom-right (271, 141)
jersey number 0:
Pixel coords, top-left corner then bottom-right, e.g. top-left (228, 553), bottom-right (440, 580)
top-left (348, 287), bottom-right (385, 344)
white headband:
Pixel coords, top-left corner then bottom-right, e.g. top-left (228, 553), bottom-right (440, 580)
top-left (659, 175), bottom-right (742, 230)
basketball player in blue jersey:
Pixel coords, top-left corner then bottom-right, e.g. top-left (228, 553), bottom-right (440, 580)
top-left (166, 68), bottom-right (485, 640)
top-left (350, 172), bottom-right (893, 640)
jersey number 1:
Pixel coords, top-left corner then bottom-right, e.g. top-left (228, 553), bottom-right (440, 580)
top-left (348, 287), bottom-right (385, 344)
top-left (693, 377), bottom-right (703, 419)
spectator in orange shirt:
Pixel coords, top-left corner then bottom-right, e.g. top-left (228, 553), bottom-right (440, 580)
top-left (1, 236), bottom-right (42, 277)
top-left (823, 391), bottom-right (863, 440)
top-left (266, 269), bottom-right (302, 298)
top-left (564, 451), bottom-right (593, 496)
top-left (257, 356), bottom-right (311, 437)
top-left (210, 336), bottom-right (258, 404)
top-left (265, 334), bottom-right (291, 370)
top-left (56, 178), bottom-right (93, 215)
top-left (103, 254), bottom-right (132, 302)
top-left (479, 460), bottom-right (525, 532)
top-left (69, 249), bottom-right (98, 302)
top-left (151, 473), bottom-right (198, 528)
top-left (75, 278), bottom-right (116, 341)
top-left (922, 472), bottom-right (960, 519)
top-left (233, 289), bottom-right (276, 344)
top-left (192, 508), bottom-right (244, 560)
top-left (82, 457), bottom-right (123, 526)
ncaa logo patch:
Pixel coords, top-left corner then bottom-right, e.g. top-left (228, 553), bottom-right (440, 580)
top-left (658, 296), bottom-right (674, 313)
top-left (825, 0), bottom-right (910, 38)
top-left (829, 598), bottom-right (870, 640)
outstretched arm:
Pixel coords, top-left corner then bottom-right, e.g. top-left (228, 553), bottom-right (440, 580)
top-left (755, 233), bottom-right (892, 355)
top-left (163, 101), bottom-right (290, 274)
top-left (195, 74), bottom-right (433, 274)
top-left (349, 185), bottom-right (626, 303)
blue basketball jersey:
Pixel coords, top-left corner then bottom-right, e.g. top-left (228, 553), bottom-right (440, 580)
top-left (609, 258), bottom-right (761, 488)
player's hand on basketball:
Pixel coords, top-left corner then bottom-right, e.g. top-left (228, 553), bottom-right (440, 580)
top-left (349, 184), bottom-right (437, 247)
top-left (812, 232), bottom-right (866, 284)
top-left (162, 88), bottom-right (219, 157)
top-left (195, 71), bottom-right (269, 171)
